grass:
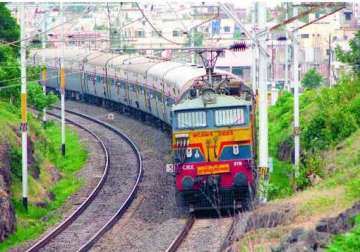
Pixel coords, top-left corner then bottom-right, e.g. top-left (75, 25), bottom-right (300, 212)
top-left (0, 100), bottom-right (87, 251)
top-left (268, 77), bottom-right (360, 200)
top-left (327, 214), bottom-right (360, 252)
top-left (237, 127), bottom-right (360, 251)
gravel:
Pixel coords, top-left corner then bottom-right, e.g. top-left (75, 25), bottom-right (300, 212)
top-left (37, 110), bottom-right (139, 251)
top-left (11, 114), bottom-right (106, 252)
top-left (64, 101), bottom-right (188, 252)
top-left (178, 217), bottom-right (233, 252)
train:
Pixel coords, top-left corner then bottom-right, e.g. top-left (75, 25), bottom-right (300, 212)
top-left (31, 48), bottom-right (257, 211)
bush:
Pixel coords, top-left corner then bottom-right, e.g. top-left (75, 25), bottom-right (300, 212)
top-left (327, 215), bottom-right (360, 251)
top-left (349, 96), bottom-right (360, 125)
top-left (268, 77), bottom-right (360, 198)
top-left (301, 68), bottom-right (323, 89)
top-left (9, 146), bottom-right (22, 178)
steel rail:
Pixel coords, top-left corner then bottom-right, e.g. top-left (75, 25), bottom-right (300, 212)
top-left (27, 108), bottom-right (143, 251)
top-left (218, 217), bottom-right (236, 252)
top-left (63, 109), bottom-right (144, 252)
top-left (165, 214), bottom-right (196, 252)
top-left (26, 111), bottom-right (110, 252)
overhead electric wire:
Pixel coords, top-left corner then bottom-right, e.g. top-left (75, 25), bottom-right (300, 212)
top-left (166, 2), bottom-right (188, 31)
top-left (1, 4), bottom-right (95, 48)
top-left (135, 2), bottom-right (186, 46)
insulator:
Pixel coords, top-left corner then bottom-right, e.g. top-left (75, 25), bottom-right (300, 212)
top-left (229, 42), bottom-right (247, 52)
top-left (277, 36), bottom-right (287, 41)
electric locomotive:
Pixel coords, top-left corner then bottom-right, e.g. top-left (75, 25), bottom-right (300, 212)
top-left (169, 83), bottom-right (257, 210)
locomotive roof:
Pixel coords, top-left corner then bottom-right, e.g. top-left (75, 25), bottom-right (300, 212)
top-left (172, 95), bottom-right (252, 111)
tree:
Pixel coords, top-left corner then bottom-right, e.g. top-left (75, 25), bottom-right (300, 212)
top-left (336, 30), bottom-right (360, 76)
top-left (186, 31), bottom-right (203, 47)
top-left (193, 32), bottom-right (204, 47)
top-left (0, 45), bottom-right (20, 85)
top-left (28, 82), bottom-right (58, 113)
top-left (301, 68), bottom-right (323, 89)
top-left (0, 3), bottom-right (20, 53)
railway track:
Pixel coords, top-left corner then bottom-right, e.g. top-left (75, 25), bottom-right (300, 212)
top-left (165, 214), bottom-right (196, 252)
top-left (27, 108), bottom-right (143, 252)
top-left (166, 214), bottom-right (236, 252)
top-left (62, 101), bottom-right (243, 252)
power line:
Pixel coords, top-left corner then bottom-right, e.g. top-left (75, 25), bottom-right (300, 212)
top-left (1, 4), bottom-right (95, 48)
top-left (135, 2), bottom-right (186, 46)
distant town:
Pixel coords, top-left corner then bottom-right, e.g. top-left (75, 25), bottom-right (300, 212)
top-left (7, 2), bottom-right (360, 89)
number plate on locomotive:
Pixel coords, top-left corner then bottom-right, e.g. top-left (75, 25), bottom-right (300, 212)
top-left (197, 164), bottom-right (230, 175)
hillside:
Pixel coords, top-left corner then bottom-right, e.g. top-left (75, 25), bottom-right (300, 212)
top-left (0, 100), bottom-right (88, 251)
top-left (236, 77), bottom-right (360, 250)
top-left (268, 76), bottom-right (360, 199)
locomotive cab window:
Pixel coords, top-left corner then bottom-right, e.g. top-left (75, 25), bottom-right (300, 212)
top-left (215, 107), bottom-right (246, 127)
top-left (176, 111), bottom-right (207, 129)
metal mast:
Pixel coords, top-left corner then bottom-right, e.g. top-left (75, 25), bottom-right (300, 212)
top-left (284, 3), bottom-right (289, 91)
top-left (60, 1), bottom-right (66, 156)
top-left (257, 1), bottom-right (269, 202)
top-left (20, 3), bottom-right (28, 210)
top-left (293, 7), bottom-right (300, 179)
top-left (42, 4), bottom-right (47, 123)
top-left (251, 2), bottom-right (258, 93)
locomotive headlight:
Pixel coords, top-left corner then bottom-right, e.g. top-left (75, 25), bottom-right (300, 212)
top-left (233, 145), bottom-right (239, 155)
top-left (186, 148), bottom-right (192, 158)
top-left (194, 150), bottom-right (200, 159)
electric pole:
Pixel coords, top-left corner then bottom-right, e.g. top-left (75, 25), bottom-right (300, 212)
top-left (271, 38), bottom-right (277, 105)
top-left (20, 3), bottom-right (28, 210)
top-left (60, 1), bottom-right (66, 156)
top-left (284, 3), bottom-right (289, 91)
top-left (191, 27), bottom-right (196, 65)
top-left (328, 33), bottom-right (332, 87)
top-left (293, 6), bottom-right (300, 179)
top-left (251, 2), bottom-right (258, 93)
top-left (106, 2), bottom-right (112, 50)
top-left (219, 1), bottom-right (270, 201)
top-left (42, 4), bottom-right (47, 123)
top-left (257, 1), bottom-right (269, 202)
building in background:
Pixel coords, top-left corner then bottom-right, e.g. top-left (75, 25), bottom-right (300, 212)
top-left (7, 2), bottom-right (360, 87)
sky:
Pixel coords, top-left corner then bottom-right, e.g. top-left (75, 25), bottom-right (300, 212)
top-left (4, 0), bottom-right (358, 12)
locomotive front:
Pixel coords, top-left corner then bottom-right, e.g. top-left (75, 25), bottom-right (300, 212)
top-left (169, 90), bottom-right (256, 211)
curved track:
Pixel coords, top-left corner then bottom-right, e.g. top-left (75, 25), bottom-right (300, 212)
top-left (27, 109), bottom-right (143, 252)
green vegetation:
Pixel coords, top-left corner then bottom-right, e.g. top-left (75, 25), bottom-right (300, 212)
top-left (268, 31), bottom-right (360, 199)
top-left (336, 30), bottom-right (360, 76)
top-left (327, 215), bottom-right (360, 252)
top-left (0, 3), bottom-right (19, 53)
top-left (301, 68), bottom-right (323, 89)
top-left (185, 31), bottom-right (204, 47)
top-left (268, 76), bottom-right (360, 199)
top-left (0, 44), bottom-right (19, 82)
top-left (0, 5), bottom-right (88, 250)
top-left (239, 126), bottom-right (360, 251)
top-left (0, 100), bottom-right (87, 251)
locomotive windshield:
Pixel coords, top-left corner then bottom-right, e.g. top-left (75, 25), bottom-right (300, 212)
top-left (214, 107), bottom-right (246, 127)
top-left (175, 107), bottom-right (248, 129)
top-left (176, 110), bottom-right (207, 129)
